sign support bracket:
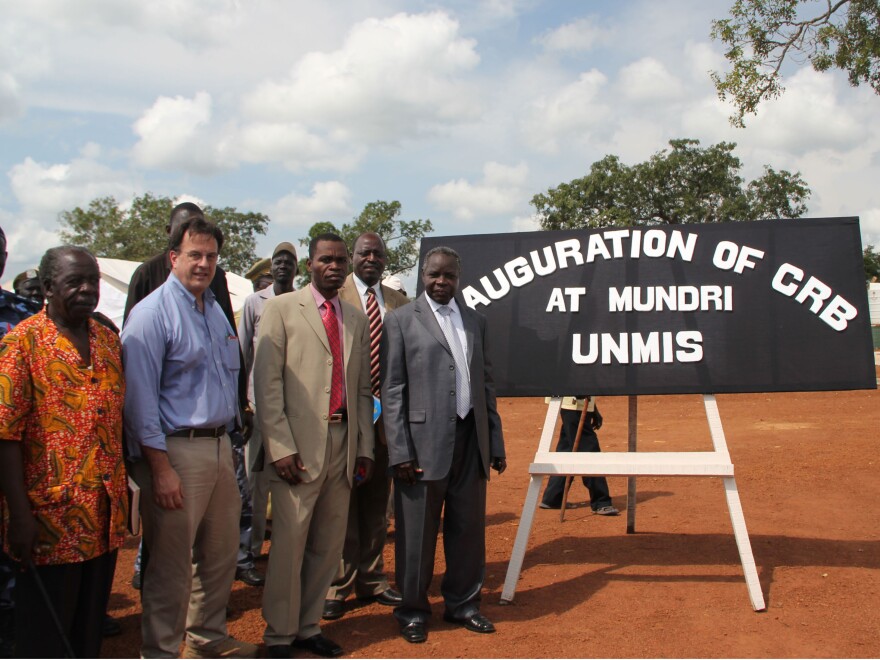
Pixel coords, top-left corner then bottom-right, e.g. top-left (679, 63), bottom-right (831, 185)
top-left (498, 394), bottom-right (765, 611)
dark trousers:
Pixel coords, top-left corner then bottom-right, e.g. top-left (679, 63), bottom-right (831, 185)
top-left (393, 413), bottom-right (486, 625)
top-left (15, 550), bottom-right (117, 659)
top-left (541, 408), bottom-right (612, 510)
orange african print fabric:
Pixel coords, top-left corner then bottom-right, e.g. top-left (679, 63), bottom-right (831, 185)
top-left (0, 310), bottom-right (128, 565)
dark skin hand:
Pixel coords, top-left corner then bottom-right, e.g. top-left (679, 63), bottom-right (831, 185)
top-left (394, 457), bottom-right (506, 483)
top-left (241, 409), bottom-right (255, 441)
top-left (275, 454), bottom-right (375, 486)
top-left (0, 440), bottom-right (39, 567)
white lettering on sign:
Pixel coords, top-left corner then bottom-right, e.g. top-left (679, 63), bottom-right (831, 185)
top-left (462, 230), bottom-right (698, 309)
top-left (713, 241), bottom-right (765, 274)
top-left (608, 286), bottom-right (733, 312)
top-left (546, 287), bottom-right (587, 312)
top-left (771, 263), bottom-right (858, 331)
top-left (572, 331), bottom-right (703, 364)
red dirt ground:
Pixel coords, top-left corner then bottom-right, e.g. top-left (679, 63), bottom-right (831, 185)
top-left (102, 381), bottom-right (880, 658)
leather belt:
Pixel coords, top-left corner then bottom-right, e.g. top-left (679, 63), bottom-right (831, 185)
top-left (168, 425), bottom-right (227, 438)
top-left (328, 410), bottom-right (347, 424)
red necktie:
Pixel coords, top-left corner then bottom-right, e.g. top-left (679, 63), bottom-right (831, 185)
top-left (321, 300), bottom-right (344, 414)
top-left (365, 288), bottom-right (382, 397)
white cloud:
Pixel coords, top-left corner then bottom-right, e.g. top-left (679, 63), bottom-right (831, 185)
top-left (9, 155), bottom-right (137, 216)
top-left (271, 182), bottom-right (353, 228)
top-left (3, 151), bottom-right (140, 279)
top-left (131, 92), bottom-right (234, 174)
top-left (511, 213), bottom-right (541, 232)
top-left (0, 73), bottom-right (23, 122)
top-left (521, 69), bottom-right (610, 153)
top-left (236, 122), bottom-right (365, 172)
top-left (244, 12), bottom-right (482, 144)
top-left (861, 208), bottom-right (880, 247)
top-left (428, 161), bottom-right (528, 220)
top-left (618, 57), bottom-right (684, 103)
top-left (536, 17), bottom-right (606, 53)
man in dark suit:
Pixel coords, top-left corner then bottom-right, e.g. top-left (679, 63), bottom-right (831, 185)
top-left (381, 245), bottom-right (506, 644)
top-left (323, 233), bottom-right (408, 620)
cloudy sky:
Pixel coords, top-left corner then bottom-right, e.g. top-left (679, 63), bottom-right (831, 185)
top-left (2, 0), bottom-right (879, 290)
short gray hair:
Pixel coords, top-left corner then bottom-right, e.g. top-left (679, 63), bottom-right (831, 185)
top-left (421, 246), bottom-right (461, 272)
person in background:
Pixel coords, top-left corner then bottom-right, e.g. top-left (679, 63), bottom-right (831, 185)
top-left (122, 216), bottom-right (255, 659)
top-left (0, 246), bottom-right (128, 659)
top-left (382, 275), bottom-right (407, 298)
top-left (0, 226), bottom-right (43, 657)
top-left (11, 270), bottom-right (43, 308)
top-left (539, 396), bottom-right (619, 515)
top-left (381, 246), bottom-right (506, 644)
top-left (255, 233), bottom-right (374, 659)
top-left (323, 233), bottom-right (408, 621)
top-left (244, 257), bottom-right (273, 293)
top-left (237, 243), bottom-right (297, 570)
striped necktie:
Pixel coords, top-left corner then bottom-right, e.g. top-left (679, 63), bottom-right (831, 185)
top-left (365, 287), bottom-right (382, 397)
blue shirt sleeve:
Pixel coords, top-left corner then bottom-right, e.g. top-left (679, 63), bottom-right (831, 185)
top-left (121, 301), bottom-right (169, 455)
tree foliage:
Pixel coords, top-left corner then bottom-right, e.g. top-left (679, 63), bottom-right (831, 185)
top-left (865, 244), bottom-right (880, 281)
top-left (532, 139), bottom-right (811, 230)
top-left (59, 192), bottom-right (269, 274)
top-left (711, 0), bottom-right (880, 126)
top-left (297, 200), bottom-right (433, 286)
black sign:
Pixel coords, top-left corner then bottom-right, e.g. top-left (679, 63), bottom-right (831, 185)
top-left (419, 218), bottom-right (876, 396)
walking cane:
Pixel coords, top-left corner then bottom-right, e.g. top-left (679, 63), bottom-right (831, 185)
top-left (559, 401), bottom-right (591, 522)
top-left (27, 561), bottom-right (75, 659)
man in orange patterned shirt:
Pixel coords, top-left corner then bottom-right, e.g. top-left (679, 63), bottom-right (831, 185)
top-left (0, 246), bottom-right (128, 659)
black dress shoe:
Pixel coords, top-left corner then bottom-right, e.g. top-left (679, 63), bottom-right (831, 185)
top-left (443, 611), bottom-right (496, 633)
top-left (131, 571), bottom-right (142, 590)
top-left (102, 615), bottom-right (122, 637)
top-left (400, 621), bottom-right (427, 644)
top-left (236, 566), bottom-right (266, 586)
top-left (265, 644), bottom-right (291, 658)
top-left (292, 634), bottom-right (343, 658)
top-left (322, 599), bottom-right (345, 620)
top-left (363, 588), bottom-right (402, 606)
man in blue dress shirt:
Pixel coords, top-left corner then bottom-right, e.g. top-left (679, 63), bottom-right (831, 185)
top-left (122, 216), bottom-right (256, 659)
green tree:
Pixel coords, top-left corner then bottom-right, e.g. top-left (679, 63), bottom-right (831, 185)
top-left (297, 200), bottom-right (433, 286)
top-left (532, 139), bottom-right (810, 230)
top-left (59, 192), bottom-right (269, 274)
top-left (711, 0), bottom-right (880, 127)
top-left (865, 244), bottom-right (880, 281)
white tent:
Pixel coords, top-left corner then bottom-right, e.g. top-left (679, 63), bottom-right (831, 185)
top-left (96, 258), bottom-right (253, 330)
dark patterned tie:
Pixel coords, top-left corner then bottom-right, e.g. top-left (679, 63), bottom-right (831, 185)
top-left (321, 300), bottom-right (345, 414)
top-left (365, 288), bottom-right (382, 398)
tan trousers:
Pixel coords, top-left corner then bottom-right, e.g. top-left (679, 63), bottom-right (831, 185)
top-left (135, 434), bottom-right (241, 658)
top-left (262, 423), bottom-right (351, 646)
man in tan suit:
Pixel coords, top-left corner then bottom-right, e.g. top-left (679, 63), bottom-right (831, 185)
top-left (254, 233), bottom-right (375, 659)
top-left (323, 233), bottom-right (409, 620)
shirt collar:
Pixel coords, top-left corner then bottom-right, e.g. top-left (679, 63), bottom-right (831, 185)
top-left (426, 294), bottom-right (461, 316)
top-left (167, 272), bottom-right (216, 307)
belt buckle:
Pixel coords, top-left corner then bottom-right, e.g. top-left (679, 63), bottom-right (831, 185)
top-left (328, 413), bottom-right (343, 424)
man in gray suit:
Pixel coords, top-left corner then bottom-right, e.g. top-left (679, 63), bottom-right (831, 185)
top-left (381, 246), bottom-right (506, 645)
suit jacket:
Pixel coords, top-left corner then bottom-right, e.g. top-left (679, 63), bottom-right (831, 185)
top-left (253, 286), bottom-right (374, 486)
top-left (338, 274), bottom-right (410, 446)
top-left (381, 293), bottom-right (505, 481)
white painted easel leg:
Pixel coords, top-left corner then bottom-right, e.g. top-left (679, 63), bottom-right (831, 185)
top-left (703, 395), bottom-right (766, 611)
top-left (500, 398), bottom-right (562, 604)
